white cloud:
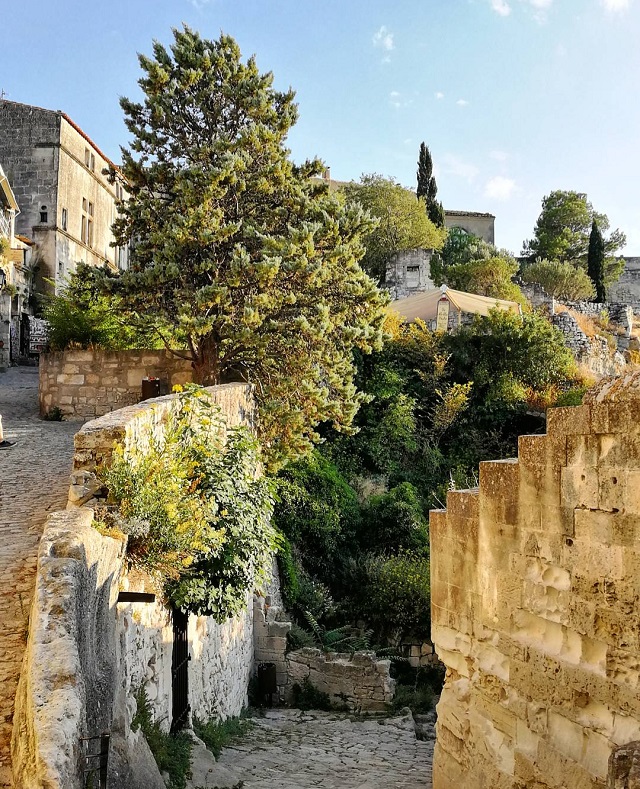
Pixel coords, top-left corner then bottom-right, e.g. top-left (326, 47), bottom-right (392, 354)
top-left (444, 154), bottom-right (479, 183)
top-left (528, 0), bottom-right (553, 8)
top-left (435, 91), bottom-right (445, 99)
top-left (189, 0), bottom-right (213, 9)
top-left (491, 0), bottom-right (512, 15)
top-left (456, 99), bottom-right (469, 107)
top-left (485, 176), bottom-right (516, 200)
top-left (601, 0), bottom-right (631, 10)
top-left (490, 150), bottom-right (509, 161)
top-left (372, 26), bottom-right (395, 51)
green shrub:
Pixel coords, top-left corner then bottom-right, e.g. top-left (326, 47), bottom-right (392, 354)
top-left (290, 678), bottom-right (331, 711)
top-left (276, 535), bottom-right (299, 609)
top-left (392, 683), bottom-right (434, 714)
top-left (193, 715), bottom-right (252, 759)
top-left (132, 687), bottom-right (192, 789)
top-left (360, 482), bottom-right (428, 555)
top-left (286, 623), bottom-right (316, 652)
top-left (102, 386), bottom-right (278, 620)
top-left (361, 551), bottom-right (431, 643)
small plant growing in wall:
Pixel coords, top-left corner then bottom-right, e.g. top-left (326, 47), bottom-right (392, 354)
top-left (101, 385), bottom-right (279, 620)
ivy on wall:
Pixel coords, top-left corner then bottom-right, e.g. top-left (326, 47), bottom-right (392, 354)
top-left (101, 385), bottom-right (278, 620)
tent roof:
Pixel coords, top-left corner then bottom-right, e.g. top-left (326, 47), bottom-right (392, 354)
top-left (391, 287), bottom-right (521, 323)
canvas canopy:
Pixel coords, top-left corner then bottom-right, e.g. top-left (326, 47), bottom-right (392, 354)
top-left (391, 287), bottom-right (521, 323)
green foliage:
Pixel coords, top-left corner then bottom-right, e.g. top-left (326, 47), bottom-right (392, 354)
top-left (342, 174), bottom-right (447, 282)
top-left (286, 622), bottom-right (317, 652)
top-left (361, 551), bottom-right (431, 642)
top-left (43, 269), bottom-right (157, 351)
top-left (103, 386), bottom-right (277, 619)
top-left (304, 611), bottom-right (373, 653)
top-left (392, 683), bottom-right (434, 715)
top-left (132, 687), bottom-right (192, 789)
top-left (193, 715), bottom-right (252, 760)
top-left (522, 190), bottom-right (625, 286)
top-left (290, 678), bottom-right (332, 711)
top-left (587, 219), bottom-right (607, 302)
top-left (360, 483), bottom-right (429, 555)
top-left (520, 258), bottom-right (595, 301)
top-left (554, 387), bottom-right (587, 407)
top-left (104, 27), bottom-right (386, 470)
top-left (274, 450), bottom-right (361, 582)
top-left (416, 142), bottom-right (445, 228)
top-left (431, 229), bottom-right (524, 302)
top-left (275, 535), bottom-right (299, 610)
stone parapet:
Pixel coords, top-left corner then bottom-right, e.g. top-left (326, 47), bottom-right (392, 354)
top-left (431, 373), bottom-right (640, 789)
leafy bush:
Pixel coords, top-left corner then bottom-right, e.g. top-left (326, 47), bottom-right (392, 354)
top-left (360, 482), bottom-right (428, 555)
top-left (286, 622), bottom-right (316, 652)
top-left (392, 683), bottom-right (434, 714)
top-left (361, 551), bottom-right (431, 643)
top-left (102, 386), bottom-right (278, 619)
top-left (193, 715), bottom-right (252, 759)
top-left (290, 678), bottom-right (331, 711)
top-left (520, 258), bottom-right (595, 301)
top-left (132, 687), bottom-right (192, 789)
top-left (274, 450), bottom-right (361, 585)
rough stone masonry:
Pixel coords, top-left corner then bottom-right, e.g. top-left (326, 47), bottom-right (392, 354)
top-left (431, 371), bottom-right (640, 789)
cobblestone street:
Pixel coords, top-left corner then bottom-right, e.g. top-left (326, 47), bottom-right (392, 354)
top-left (0, 367), bottom-right (78, 787)
top-left (189, 709), bottom-right (434, 789)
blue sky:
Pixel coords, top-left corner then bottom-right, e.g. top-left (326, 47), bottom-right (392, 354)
top-left (2, 0), bottom-right (638, 255)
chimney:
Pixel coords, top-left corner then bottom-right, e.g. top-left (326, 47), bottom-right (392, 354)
top-left (323, 167), bottom-right (331, 182)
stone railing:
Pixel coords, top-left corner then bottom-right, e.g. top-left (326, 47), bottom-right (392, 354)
top-left (39, 349), bottom-right (195, 421)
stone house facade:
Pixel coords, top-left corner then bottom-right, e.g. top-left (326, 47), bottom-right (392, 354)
top-left (444, 210), bottom-right (495, 244)
top-left (0, 99), bottom-right (127, 295)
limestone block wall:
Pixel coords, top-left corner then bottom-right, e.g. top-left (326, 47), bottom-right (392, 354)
top-left (431, 371), bottom-right (640, 789)
top-left (285, 648), bottom-right (395, 713)
top-left (39, 349), bottom-right (195, 420)
top-left (386, 248), bottom-right (435, 300)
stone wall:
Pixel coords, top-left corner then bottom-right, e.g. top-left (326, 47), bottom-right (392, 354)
top-left (386, 248), bottom-right (435, 300)
top-left (431, 372), bottom-right (640, 789)
top-left (551, 310), bottom-right (626, 377)
top-left (39, 349), bottom-right (195, 420)
top-left (12, 383), bottom-right (265, 788)
top-left (286, 648), bottom-right (395, 713)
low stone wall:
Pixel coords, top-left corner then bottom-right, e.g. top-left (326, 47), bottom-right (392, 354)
top-left (286, 648), bottom-right (395, 713)
top-left (552, 310), bottom-right (626, 377)
top-left (253, 595), bottom-right (291, 703)
top-left (39, 349), bottom-right (195, 420)
top-left (431, 372), bottom-right (640, 789)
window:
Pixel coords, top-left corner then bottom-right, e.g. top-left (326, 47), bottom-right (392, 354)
top-left (61, 208), bottom-right (68, 231)
top-left (406, 265), bottom-right (420, 273)
top-left (81, 198), bottom-right (94, 247)
top-left (115, 183), bottom-right (124, 201)
top-left (84, 148), bottom-right (95, 171)
top-left (39, 205), bottom-right (48, 224)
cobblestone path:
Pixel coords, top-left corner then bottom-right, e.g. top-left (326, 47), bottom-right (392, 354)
top-left (0, 367), bottom-right (78, 787)
top-left (189, 709), bottom-right (434, 789)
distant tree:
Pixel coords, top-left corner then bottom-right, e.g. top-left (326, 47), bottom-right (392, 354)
top-left (103, 27), bottom-right (387, 468)
top-left (520, 258), bottom-right (595, 301)
top-left (587, 219), bottom-right (607, 302)
top-left (416, 142), bottom-right (445, 228)
top-left (522, 190), bottom-right (625, 287)
top-left (431, 228), bottom-right (524, 303)
top-left (342, 174), bottom-right (447, 283)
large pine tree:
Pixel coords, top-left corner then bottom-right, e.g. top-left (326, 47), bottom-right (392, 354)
top-left (587, 218), bottom-right (607, 302)
top-left (416, 142), bottom-right (445, 228)
top-left (105, 27), bottom-right (386, 466)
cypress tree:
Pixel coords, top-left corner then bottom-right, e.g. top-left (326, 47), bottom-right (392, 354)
top-left (587, 218), bottom-right (607, 302)
top-left (416, 142), bottom-right (445, 228)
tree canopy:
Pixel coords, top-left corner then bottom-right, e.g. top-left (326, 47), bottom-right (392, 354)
top-left (342, 174), bottom-right (447, 283)
top-left (102, 27), bottom-right (387, 468)
top-left (416, 142), bottom-right (445, 228)
top-left (587, 219), bottom-right (607, 302)
top-left (520, 258), bottom-right (595, 301)
top-left (522, 190), bottom-right (625, 287)
top-left (430, 228), bottom-right (524, 303)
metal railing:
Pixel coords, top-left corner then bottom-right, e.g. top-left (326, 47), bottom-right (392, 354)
top-left (80, 732), bottom-right (110, 789)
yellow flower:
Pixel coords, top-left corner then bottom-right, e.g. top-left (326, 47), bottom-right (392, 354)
top-left (172, 384), bottom-right (184, 393)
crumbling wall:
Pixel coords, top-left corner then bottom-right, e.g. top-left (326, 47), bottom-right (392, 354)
top-left (285, 648), bottom-right (395, 712)
top-left (431, 372), bottom-right (640, 789)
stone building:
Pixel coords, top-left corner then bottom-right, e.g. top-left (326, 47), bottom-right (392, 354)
top-left (0, 164), bottom-right (32, 368)
top-left (385, 248), bottom-right (436, 299)
top-left (0, 99), bottom-right (127, 295)
top-left (607, 257), bottom-right (640, 308)
top-left (444, 210), bottom-right (495, 244)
